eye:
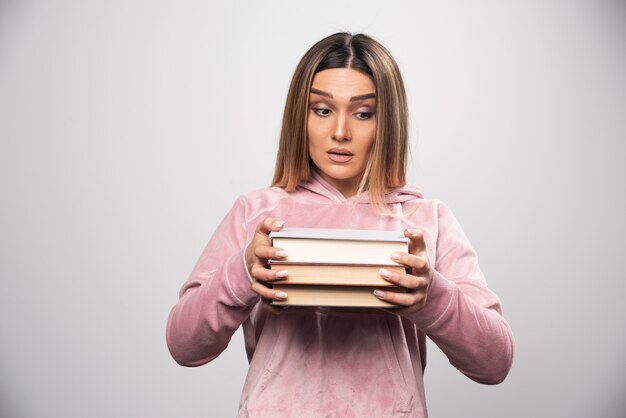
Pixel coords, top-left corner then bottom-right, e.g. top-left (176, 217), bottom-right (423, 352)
top-left (355, 111), bottom-right (374, 120)
top-left (312, 107), bottom-right (332, 117)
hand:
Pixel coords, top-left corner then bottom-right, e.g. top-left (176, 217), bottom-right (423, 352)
top-left (245, 217), bottom-right (290, 303)
top-left (374, 228), bottom-right (434, 314)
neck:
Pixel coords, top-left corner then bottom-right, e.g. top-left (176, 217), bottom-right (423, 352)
top-left (314, 169), bottom-right (365, 198)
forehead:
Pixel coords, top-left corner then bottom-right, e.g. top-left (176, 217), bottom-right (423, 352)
top-left (310, 68), bottom-right (375, 99)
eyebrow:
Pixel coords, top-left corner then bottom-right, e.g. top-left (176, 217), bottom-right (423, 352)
top-left (310, 88), bottom-right (376, 102)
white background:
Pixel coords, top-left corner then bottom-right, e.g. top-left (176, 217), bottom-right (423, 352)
top-left (1, 1), bottom-right (625, 417)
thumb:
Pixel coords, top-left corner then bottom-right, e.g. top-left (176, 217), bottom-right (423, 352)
top-left (404, 228), bottom-right (426, 256)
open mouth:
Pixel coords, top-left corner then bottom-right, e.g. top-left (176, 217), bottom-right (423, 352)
top-left (328, 148), bottom-right (354, 156)
top-left (327, 148), bottom-right (354, 162)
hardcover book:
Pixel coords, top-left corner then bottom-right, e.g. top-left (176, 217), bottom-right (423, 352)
top-left (270, 285), bottom-right (406, 308)
top-left (268, 228), bottom-right (409, 308)
top-left (268, 262), bottom-right (405, 287)
top-left (269, 227), bottom-right (409, 265)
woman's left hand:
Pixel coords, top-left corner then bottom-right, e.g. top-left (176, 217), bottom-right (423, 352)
top-left (374, 228), bottom-right (434, 314)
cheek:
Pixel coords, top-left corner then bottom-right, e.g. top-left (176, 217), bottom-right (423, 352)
top-left (356, 125), bottom-right (377, 153)
top-left (307, 123), bottom-right (325, 153)
top-left (307, 118), bottom-right (325, 138)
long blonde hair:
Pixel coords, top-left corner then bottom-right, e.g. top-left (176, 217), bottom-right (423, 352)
top-left (272, 32), bottom-right (409, 211)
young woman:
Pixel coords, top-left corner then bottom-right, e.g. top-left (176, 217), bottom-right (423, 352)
top-left (166, 32), bottom-right (514, 417)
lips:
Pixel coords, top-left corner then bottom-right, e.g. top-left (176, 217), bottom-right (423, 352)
top-left (327, 148), bottom-right (354, 163)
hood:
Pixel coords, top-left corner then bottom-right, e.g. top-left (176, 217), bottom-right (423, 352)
top-left (297, 169), bottom-right (424, 204)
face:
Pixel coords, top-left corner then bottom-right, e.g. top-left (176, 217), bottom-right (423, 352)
top-left (307, 68), bottom-right (377, 198)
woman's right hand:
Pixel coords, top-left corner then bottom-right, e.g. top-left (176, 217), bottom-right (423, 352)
top-left (245, 217), bottom-right (290, 302)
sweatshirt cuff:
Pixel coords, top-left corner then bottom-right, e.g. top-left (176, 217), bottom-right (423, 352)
top-left (222, 248), bottom-right (260, 307)
top-left (402, 269), bottom-right (458, 329)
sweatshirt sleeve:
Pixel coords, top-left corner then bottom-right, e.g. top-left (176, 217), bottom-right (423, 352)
top-left (405, 201), bottom-right (515, 384)
top-left (166, 196), bottom-right (260, 366)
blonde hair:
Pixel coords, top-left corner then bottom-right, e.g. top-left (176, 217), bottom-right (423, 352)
top-left (272, 32), bottom-right (409, 212)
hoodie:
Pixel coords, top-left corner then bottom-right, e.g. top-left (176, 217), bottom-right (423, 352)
top-left (166, 170), bottom-right (515, 417)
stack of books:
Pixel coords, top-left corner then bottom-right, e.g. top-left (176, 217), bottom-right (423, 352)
top-left (268, 228), bottom-right (409, 308)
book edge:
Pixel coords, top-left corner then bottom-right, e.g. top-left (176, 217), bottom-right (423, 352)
top-left (268, 261), bottom-right (404, 267)
top-left (269, 227), bottom-right (410, 243)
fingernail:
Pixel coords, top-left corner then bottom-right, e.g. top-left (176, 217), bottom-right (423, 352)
top-left (275, 291), bottom-right (288, 299)
top-left (373, 289), bottom-right (386, 298)
top-left (275, 270), bottom-right (288, 278)
top-left (275, 250), bottom-right (287, 257)
top-left (404, 228), bottom-right (413, 235)
top-left (390, 252), bottom-right (401, 261)
top-left (379, 268), bottom-right (392, 278)
top-left (273, 220), bottom-right (285, 228)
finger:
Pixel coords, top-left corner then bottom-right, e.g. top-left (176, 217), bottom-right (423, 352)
top-left (256, 217), bottom-right (286, 236)
top-left (251, 280), bottom-right (289, 301)
top-left (373, 288), bottom-right (427, 307)
top-left (251, 263), bottom-right (272, 282)
top-left (254, 244), bottom-right (287, 260)
top-left (251, 263), bottom-right (289, 283)
top-left (379, 268), bottom-right (429, 290)
top-left (390, 252), bottom-right (430, 274)
top-left (404, 228), bottom-right (426, 256)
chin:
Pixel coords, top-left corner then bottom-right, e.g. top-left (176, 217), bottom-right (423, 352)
top-left (324, 168), bottom-right (357, 180)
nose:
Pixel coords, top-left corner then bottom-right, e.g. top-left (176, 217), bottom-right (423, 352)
top-left (331, 112), bottom-right (351, 141)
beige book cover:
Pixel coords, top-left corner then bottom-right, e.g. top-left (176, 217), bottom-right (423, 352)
top-left (270, 285), bottom-right (406, 308)
top-left (268, 262), bottom-right (405, 287)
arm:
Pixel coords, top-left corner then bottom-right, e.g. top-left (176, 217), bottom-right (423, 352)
top-left (413, 201), bottom-right (514, 384)
top-left (166, 196), bottom-right (259, 366)
top-left (377, 201), bottom-right (515, 384)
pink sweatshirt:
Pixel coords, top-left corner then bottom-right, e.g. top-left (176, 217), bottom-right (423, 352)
top-left (166, 171), bottom-right (515, 417)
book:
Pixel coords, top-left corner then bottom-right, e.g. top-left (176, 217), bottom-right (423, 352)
top-left (270, 285), bottom-right (406, 308)
top-left (268, 262), bottom-right (405, 287)
top-left (268, 228), bottom-right (409, 308)
top-left (269, 227), bottom-right (409, 265)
